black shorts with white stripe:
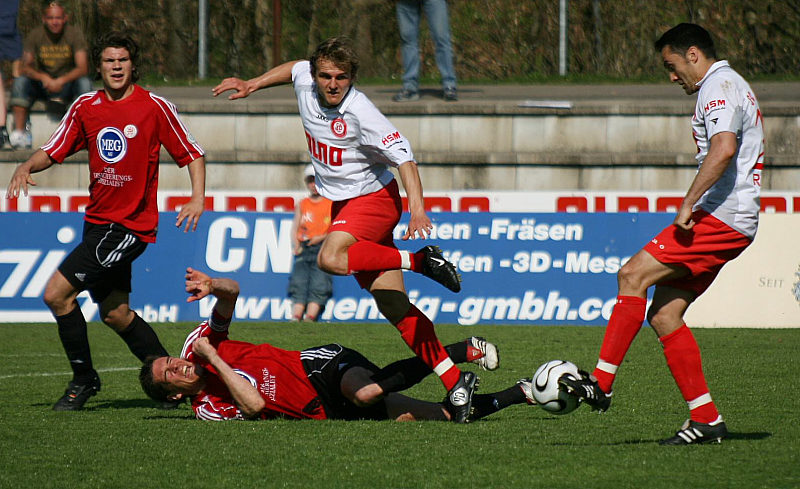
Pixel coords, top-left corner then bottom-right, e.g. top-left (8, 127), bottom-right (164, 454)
top-left (58, 221), bottom-right (148, 303)
top-left (301, 343), bottom-right (388, 420)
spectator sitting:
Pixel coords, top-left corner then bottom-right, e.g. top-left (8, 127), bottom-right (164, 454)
top-left (0, 0), bottom-right (22, 149)
top-left (9, 1), bottom-right (92, 149)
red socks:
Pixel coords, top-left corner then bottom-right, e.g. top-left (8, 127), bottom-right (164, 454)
top-left (660, 324), bottom-right (719, 423)
top-left (394, 304), bottom-right (461, 390)
top-left (346, 242), bottom-right (424, 274)
top-left (592, 295), bottom-right (646, 393)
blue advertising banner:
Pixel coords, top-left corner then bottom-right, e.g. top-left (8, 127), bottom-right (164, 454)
top-left (0, 212), bottom-right (673, 325)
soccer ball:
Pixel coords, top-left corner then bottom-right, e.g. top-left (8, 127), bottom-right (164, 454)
top-left (532, 360), bottom-right (581, 415)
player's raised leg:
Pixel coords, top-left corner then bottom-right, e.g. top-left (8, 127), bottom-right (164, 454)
top-left (560, 249), bottom-right (683, 411)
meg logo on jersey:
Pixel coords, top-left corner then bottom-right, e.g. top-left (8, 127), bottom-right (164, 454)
top-left (96, 127), bottom-right (129, 164)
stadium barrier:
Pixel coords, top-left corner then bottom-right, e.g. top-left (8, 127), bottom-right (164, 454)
top-left (1, 212), bottom-right (796, 327)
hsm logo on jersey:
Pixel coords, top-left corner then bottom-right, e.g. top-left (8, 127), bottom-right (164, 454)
top-left (305, 131), bottom-right (344, 166)
top-left (97, 127), bottom-right (128, 164)
top-left (381, 131), bottom-right (402, 146)
top-left (703, 99), bottom-right (726, 114)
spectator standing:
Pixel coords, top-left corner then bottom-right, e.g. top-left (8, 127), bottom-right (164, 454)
top-left (0, 0), bottom-right (21, 148)
top-left (393, 0), bottom-right (457, 102)
top-left (10, 1), bottom-right (92, 149)
top-left (288, 164), bottom-right (333, 321)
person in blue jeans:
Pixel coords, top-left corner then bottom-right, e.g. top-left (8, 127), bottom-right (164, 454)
top-left (394, 0), bottom-right (457, 102)
top-left (288, 165), bottom-right (333, 321)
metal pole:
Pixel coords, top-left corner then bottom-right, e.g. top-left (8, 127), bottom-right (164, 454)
top-left (198, 0), bottom-right (208, 79)
top-left (272, 0), bottom-right (282, 67)
top-left (559, 0), bottom-right (568, 76)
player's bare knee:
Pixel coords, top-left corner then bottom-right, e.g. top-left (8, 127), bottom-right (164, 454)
top-left (647, 307), bottom-right (676, 333)
top-left (617, 260), bottom-right (647, 293)
top-left (317, 249), bottom-right (346, 275)
top-left (352, 384), bottom-right (382, 407)
top-left (101, 305), bottom-right (133, 331)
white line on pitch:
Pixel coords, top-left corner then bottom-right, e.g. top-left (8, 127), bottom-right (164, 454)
top-left (0, 366), bottom-right (138, 380)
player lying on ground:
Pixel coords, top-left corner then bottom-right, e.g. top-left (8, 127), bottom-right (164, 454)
top-left (139, 268), bottom-right (536, 422)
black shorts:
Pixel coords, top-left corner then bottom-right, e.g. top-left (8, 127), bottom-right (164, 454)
top-left (300, 343), bottom-right (388, 420)
top-left (58, 221), bottom-right (148, 303)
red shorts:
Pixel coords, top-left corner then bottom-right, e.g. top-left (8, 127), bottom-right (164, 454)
top-left (330, 179), bottom-right (402, 288)
top-left (644, 210), bottom-right (752, 296)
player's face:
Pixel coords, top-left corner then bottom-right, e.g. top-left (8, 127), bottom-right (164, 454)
top-left (42, 6), bottom-right (66, 35)
top-left (661, 46), bottom-right (700, 95)
top-left (313, 58), bottom-right (353, 108)
top-left (152, 356), bottom-right (204, 394)
top-left (98, 47), bottom-right (135, 99)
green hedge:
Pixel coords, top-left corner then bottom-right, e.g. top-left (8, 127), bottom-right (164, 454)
top-left (15, 0), bottom-right (800, 82)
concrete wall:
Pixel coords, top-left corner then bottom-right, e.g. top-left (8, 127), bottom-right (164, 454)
top-left (2, 107), bottom-right (798, 193)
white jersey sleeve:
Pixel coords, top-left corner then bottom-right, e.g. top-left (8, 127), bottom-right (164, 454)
top-left (692, 60), bottom-right (764, 239)
top-left (291, 61), bottom-right (415, 201)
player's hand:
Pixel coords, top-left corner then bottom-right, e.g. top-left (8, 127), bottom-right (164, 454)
top-left (185, 267), bottom-right (213, 302)
top-left (6, 167), bottom-right (36, 199)
top-left (176, 197), bottom-right (204, 232)
top-left (673, 204), bottom-right (695, 231)
top-left (212, 77), bottom-right (251, 100)
top-left (192, 337), bottom-right (217, 361)
top-left (402, 212), bottom-right (433, 240)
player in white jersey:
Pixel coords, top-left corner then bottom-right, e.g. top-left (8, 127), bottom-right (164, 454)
top-left (561, 23), bottom-right (764, 445)
top-left (212, 37), bottom-right (485, 423)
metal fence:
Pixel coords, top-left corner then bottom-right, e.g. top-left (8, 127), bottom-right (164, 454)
top-left (14, 0), bottom-right (800, 82)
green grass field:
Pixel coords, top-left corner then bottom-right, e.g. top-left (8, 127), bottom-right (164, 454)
top-left (1, 322), bottom-right (798, 489)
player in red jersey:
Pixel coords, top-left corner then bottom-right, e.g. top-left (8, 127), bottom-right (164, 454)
top-left (140, 268), bottom-right (526, 422)
top-left (5, 32), bottom-right (206, 411)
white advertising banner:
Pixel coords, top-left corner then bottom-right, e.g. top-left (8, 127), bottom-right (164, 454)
top-left (686, 214), bottom-right (800, 328)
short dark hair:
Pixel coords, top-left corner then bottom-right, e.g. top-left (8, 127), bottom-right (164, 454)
top-left (309, 37), bottom-right (359, 81)
top-left (139, 356), bottom-right (171, 402)
top-left (654, 23), bottom-right (717, 59)
top-left (91, 31), bottom-right (140, 82)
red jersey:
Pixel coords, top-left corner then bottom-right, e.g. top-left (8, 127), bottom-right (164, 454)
top-left (180, 323), bottom-right (326, 421)
top-left (42, 85), bottom-right (205, 242)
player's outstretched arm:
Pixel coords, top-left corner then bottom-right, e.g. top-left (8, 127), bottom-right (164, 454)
top-left (212, 60), bottom-right (300, 100)
top-left (176, 157), bottom-right (206, 232)
top-left (6, 150), bottom-right (56, 199)
top-left (397, 161), bottom-right (433, 240)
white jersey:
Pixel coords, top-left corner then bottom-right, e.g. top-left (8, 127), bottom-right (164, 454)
top-left (692, 60), bottom-right (764, 239)
top-left (291, 61), bottom-right (415, 201)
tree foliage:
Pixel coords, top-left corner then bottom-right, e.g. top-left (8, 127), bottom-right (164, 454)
top-left (16, 0), bottom-right (800, 81)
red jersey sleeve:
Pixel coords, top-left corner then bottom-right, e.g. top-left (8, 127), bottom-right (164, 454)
top-left (193, 392), bottom-right (248, 421)
top-left (149, 93), bottom-right (205, 167)
top-left (41, 93), bottom-right (95, 162)
top-left (179, 321), bottom-right (229, 362)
